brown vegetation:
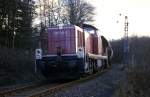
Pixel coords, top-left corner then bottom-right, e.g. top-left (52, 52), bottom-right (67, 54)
top-left (0, 48), bottom-right (43, 86)
top-left (112, 36), bottom-right (150, 97)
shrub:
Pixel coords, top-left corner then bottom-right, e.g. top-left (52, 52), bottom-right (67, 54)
top-left (0, 47), bottom-right (43, 86)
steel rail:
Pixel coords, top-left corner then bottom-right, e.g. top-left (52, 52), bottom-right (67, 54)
top-left (27, 70), bottom-right (108, 97)
top-left (0, 69), bottom-right (109, 97)
top-left (0, 82), bottom-right (44, 97)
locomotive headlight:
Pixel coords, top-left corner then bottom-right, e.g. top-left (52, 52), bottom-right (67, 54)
top-left (77, 47), bottom-right (84, 58)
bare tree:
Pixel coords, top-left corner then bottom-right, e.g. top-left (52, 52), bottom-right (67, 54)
top-left (35, 0), bottom-right (95, 27)
top-left (35, 0), bottom-right (64, 27)
top-left (65, 0), bottom-right (95, 26)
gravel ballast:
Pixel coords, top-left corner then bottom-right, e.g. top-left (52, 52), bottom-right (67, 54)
top-left (47, 64), bottom-right (123, 97)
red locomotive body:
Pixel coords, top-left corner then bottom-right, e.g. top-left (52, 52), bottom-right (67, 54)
top-left (36, 24), bottom-right (113, 79)
top-left (47, 25), bottom-right (103, 56)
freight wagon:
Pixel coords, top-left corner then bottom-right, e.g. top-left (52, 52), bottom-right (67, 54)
top-left (35, 24), bottom-right (113, 79)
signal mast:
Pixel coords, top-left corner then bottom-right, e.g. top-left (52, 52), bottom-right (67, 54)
top-left (123, 16), bottom-right (129, 65)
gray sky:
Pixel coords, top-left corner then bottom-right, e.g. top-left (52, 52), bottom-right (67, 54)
top-left (89, 0), bottom-right (150, 40)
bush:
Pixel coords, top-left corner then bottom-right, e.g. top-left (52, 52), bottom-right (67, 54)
top-left (0, 47), bottom-right (43, 86)
top-left (112, 36), bottom-right (150, 97)
top-left (115, 69), bottom-right (150, 97)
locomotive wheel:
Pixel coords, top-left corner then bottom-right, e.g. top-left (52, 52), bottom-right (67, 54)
top-left (88, 59), bottom-right (93, 75)
top-left (92, 60), bottom-right (97, 74)
top-left (102, 59), bottom-right (107, 70)
top-left (107, 58), bottom-right (112, 68)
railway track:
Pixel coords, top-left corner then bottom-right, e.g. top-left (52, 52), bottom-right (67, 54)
top-left (0, 69), bottom-right (108, 97)
top-left (0, 81), bottom-right (49, 97)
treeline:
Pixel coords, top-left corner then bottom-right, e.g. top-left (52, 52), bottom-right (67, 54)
top-left (111, 36), bottom-right (150, 67)
top-left (0, 0), bottom-right (38, 86)
top-left (112, 36), bottom-right (150, 97)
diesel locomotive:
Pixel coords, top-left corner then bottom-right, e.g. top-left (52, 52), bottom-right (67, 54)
top-left (35, 24), bottom-right (113, 79)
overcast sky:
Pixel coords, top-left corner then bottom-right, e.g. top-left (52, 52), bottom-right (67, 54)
top-left (89, 0), bottom-right (150, 40)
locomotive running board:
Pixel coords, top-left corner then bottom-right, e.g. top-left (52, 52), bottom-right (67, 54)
top-left (88, 53), bottom-right (108, 60)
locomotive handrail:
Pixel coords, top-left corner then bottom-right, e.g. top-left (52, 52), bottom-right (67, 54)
top-left (88, 53), bottom-right (108, 60)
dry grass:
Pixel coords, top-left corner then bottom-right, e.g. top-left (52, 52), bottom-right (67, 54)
top-left (114, 67), bottom-right (150, 97)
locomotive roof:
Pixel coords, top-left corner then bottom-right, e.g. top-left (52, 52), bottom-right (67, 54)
top-left (83, 24), bottom-right (98, 30)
